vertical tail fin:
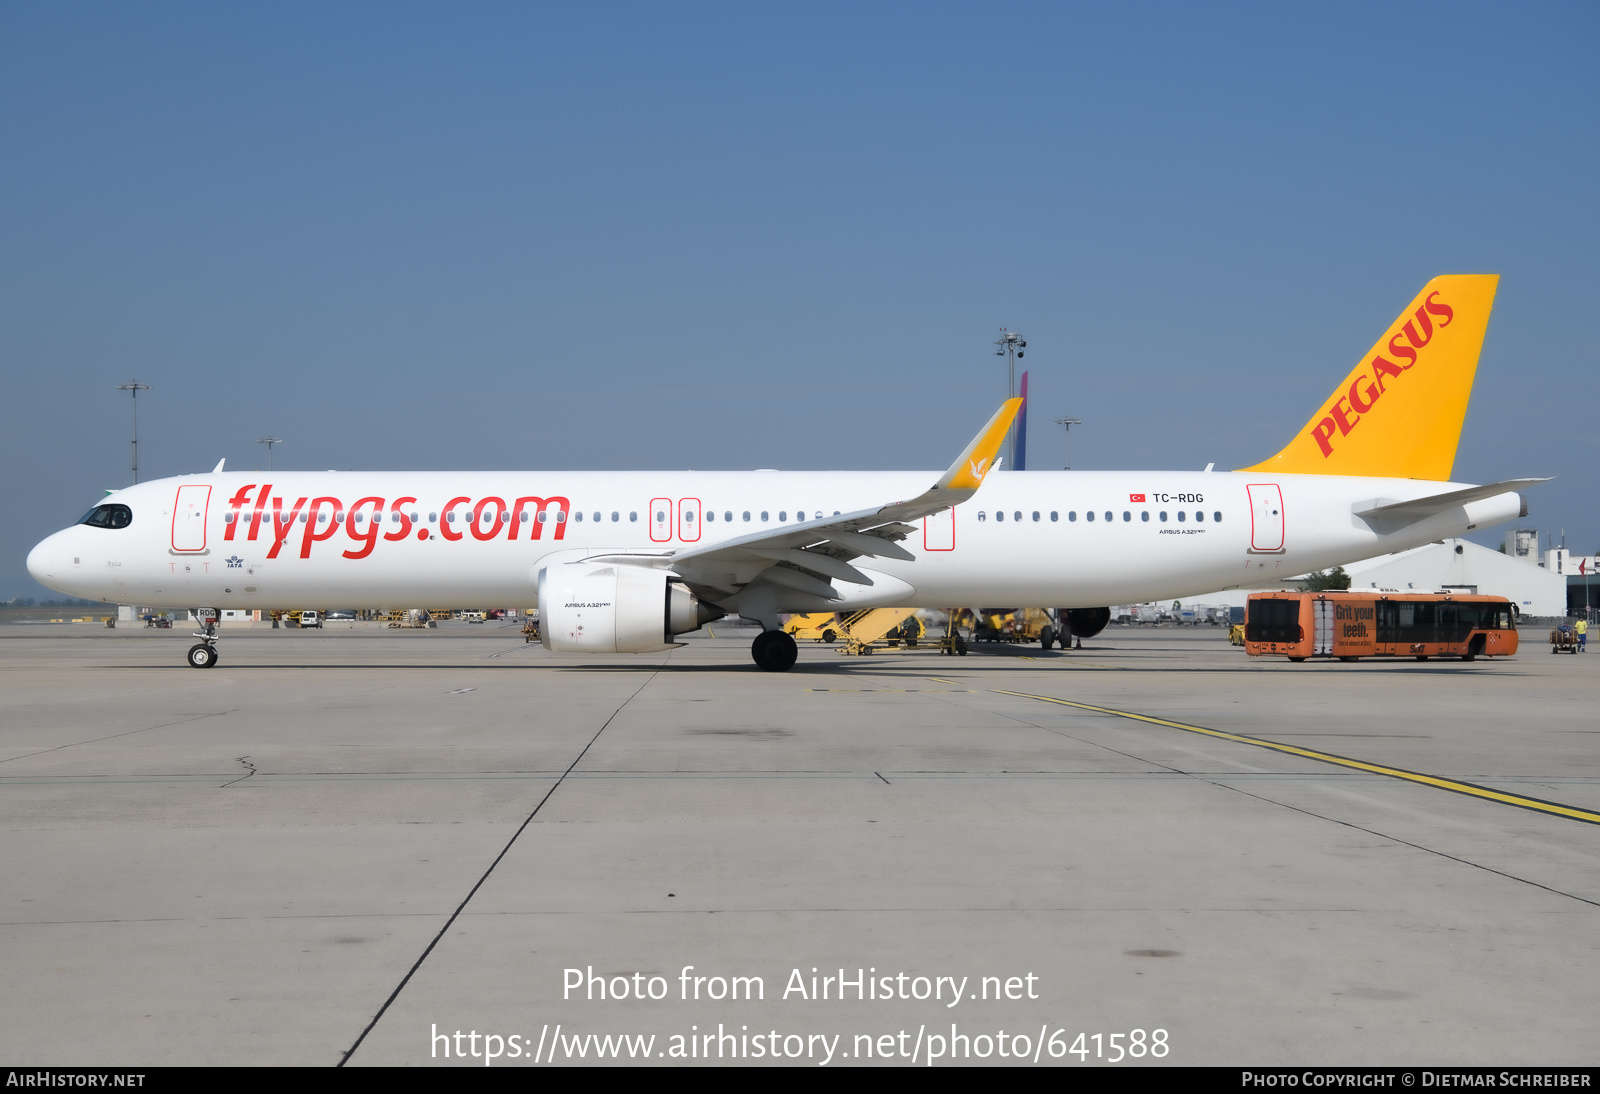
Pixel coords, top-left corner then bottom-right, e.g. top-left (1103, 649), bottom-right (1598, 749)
top-left (1240, 274), bottom-right (1498, 480)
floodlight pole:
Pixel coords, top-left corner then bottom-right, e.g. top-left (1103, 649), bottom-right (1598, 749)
top-left (116, 381), bottom-right (151, 484)
top-left (994, 330), bottom-right (1026, 468)
top-left (257, 436), bottom-right (283, 471)
top-left (1054, 417), bottom-right (1081, 470)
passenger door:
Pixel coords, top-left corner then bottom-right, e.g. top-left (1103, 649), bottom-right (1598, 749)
top-left (1246, 484), bottom-right (1285, 552)
top-left (1313, 598), bottom-right (1334, 655)
top-left (171, 485), bottom-right (212, 553)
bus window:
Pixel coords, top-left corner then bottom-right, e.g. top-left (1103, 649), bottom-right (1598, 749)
top-left (1245, 599), bottom-right (1300, 644)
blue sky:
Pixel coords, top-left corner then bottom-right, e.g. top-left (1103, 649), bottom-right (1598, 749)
top-left (3, 2), bottom-right (1595, 597)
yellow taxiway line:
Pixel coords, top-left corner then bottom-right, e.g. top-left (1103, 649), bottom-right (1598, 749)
top-left (996, 690), bottom-right (1600, 826)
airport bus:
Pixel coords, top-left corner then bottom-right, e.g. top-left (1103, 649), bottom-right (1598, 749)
top-left (1243, 591), bottom-right (1518, 662)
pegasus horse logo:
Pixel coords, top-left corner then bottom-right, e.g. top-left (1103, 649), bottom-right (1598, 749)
top-left (970, 456), bottom-right (990, 480)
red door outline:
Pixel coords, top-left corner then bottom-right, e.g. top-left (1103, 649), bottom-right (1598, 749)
top-left (649, 498), bottom-right (673, 543)
top-left (171, 485), bottom-right (212, 552)
top-left (678, 498), bottom-right (701, 542)
top-left (1246, 484), bottom-right (1285, 552)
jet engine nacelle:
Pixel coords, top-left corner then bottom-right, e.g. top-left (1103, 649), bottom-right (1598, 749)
top-left (538, 562), bottom-right (723, 653)
top-left (1062, 607), bottom-right (1111, 639)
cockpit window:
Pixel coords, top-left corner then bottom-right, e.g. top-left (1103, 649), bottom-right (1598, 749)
top-left (78, 504), bottom-right (133, 529)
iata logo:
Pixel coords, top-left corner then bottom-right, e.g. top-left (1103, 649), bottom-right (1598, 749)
top-left (1311, 292), bottom-right (1454, 458)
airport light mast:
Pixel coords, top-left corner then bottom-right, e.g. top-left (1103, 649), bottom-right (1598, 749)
top-left (1054, 417), bottom-right (1081, 470)
top-left (257, 436), bottom-right (283, 471)
top-left (994, 330), bottom-right (1026, 468)
top-left (115, 380), bottom-right (151, 484)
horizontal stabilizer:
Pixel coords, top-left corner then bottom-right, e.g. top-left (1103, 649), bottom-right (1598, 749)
top-left (1353, 478), bottom-right (1548, 523)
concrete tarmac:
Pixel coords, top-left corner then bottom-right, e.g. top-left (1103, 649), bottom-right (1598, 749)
top-left (1, 621), bottom-right (1596, 1067)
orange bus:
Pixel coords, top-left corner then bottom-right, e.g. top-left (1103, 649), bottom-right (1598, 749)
top-left (1243, 591), bottom-right (1518, 662)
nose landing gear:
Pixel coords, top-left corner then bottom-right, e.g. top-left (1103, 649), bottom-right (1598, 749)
top-left (187, 608), bottom-right (220, 668)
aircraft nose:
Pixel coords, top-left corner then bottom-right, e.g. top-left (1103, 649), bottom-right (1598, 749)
top-left (27, 533), bottom-right (59, 584)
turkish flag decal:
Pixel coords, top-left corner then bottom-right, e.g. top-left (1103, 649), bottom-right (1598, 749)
top-left (1129, 494), bottom-right (1146, 503)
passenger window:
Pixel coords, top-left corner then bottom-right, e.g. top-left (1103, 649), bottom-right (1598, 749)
top-left (1159, 511), bottom-right (1167, 522)
top-left (1050, 511), bottom-right (1058, 522)
top-left (1141, 511), bottom-right (1149, 522)
top-left (1104, 511), bottom-right (1112, 522)
top-left (978, 511), bottom-right (987, 521)
top-left (1068, 511), bottom-right (1076, 522)
top-left (630, 512), bottom-right (637, 522)
top-left (1177, 511), bottom-right (1185, 522)
top-left (1032, 511), bottom-right (1040, 522)
top-left (429, 513), bottom-right (437, 522)
top-left (705, 511), bottom-right (713, 522)
top-left (1213, 511), bottom-right (1222, 522)
top-left (996, 511), bottom-right (1004, 522)
top-left (779, 511), bottom-right (787, 521)
top-left (611, 512), bottom-right (619, 522)
top-left (1122, 511), bottom-right (1130, 522)
top-left (726, 511), bottom-right (733, 522)
top-left (593, 512), bottom-right (600, 522)
top-left (743, 511), bottom-right (751, 522)
top-left (1086, 511), bottom-right (1095, 522)
top-left (555, 511), bottom-right (565, 522)
top-left (1013, 511), bottom-right (1021, 522)
top-left (538, 512), bottom-right (547, 523)
top-left (575, 512), bottom-right (583, 521)
top-left (761, 511), bottom-right (769, 522)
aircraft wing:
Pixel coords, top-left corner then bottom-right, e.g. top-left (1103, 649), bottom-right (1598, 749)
top-left (584, 399), bottom-right (1021, 600)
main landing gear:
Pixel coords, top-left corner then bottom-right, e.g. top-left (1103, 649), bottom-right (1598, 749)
top-left (187, 608), bottom-right (220, 669)
top-left (751, 629), bottom-right (798, 672)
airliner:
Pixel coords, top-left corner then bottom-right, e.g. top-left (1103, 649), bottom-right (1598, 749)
top-left (27, 275), bottom-right (1542, 671)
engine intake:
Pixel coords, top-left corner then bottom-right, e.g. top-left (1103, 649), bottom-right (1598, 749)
top-left (539, 562), bottom-right (723, 653)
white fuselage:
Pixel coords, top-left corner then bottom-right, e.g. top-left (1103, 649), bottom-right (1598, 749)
top-left (27, 469), bottom-right (1522, 611)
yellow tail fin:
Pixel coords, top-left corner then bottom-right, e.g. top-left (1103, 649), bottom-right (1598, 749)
top-left (1241, 274), bottom-right (1498, 480)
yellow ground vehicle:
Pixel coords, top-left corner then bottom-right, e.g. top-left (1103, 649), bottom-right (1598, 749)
top-left (784, 613), bottom-right (842, 643)
top-left (971, 608), bottom-right (1056, 647)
